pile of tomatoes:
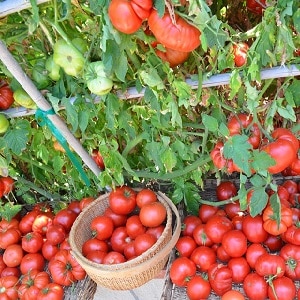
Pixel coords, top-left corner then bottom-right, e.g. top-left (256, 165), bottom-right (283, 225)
top-left (170, 178), bottom-right (300, 300)
top-left (210, 113), bottom-right (300, 175)
top-left (0, 194), bottom-right (96, 300)
top-left (82, 186), bottom-right (167, 264)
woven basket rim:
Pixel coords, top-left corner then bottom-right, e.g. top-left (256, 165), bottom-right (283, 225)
top-left (69, 190), bottom-right (181, 274)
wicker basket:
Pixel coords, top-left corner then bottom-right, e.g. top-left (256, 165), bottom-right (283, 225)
top-left (69, 190), bottom-right (181, 290)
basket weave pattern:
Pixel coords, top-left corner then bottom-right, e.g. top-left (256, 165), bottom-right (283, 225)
top-left (69, 191), bottom-right (181, 290)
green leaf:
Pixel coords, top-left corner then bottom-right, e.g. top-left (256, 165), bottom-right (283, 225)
top-left (285, 79), bottom-right (300, 106)
top-left (229, 70), bottom-right (242, 100)
top-left (0, 203), bottom-right (22, 221)
top-left (293, 8), bottom-right (300, 32)
top-left (61, 98), bottom-right (78, 133)
top-left (170, 100), bottom-right (182, 127)
top-left (114, 50), bottom-right (128, 82)
top-left (161, 148), bottom-right (177, 172)
top-left (269, 193), bottom-right (281, 227)
top-left (219, 122), bottom-right (230, 137)
top-left (78, 110), bottom-right (89, 134)
top-left (140, 69), bottom-right (165, 90)
top-left (249, 187), bottom-right (268, 217)
top-left (202, 114), bottom-right (218, 132)
top-left (171, 188), bottom-right (184, 205)
top-left (245, 80), bottom-right (260, 111)
top-left (277, 104), bottom-right (296, 122)
top-left (251, 150), bottom-right (276, 172)
top-left (154, 0), bottom-right (165, 16)
top-left (250, 174), bottom-right (267, 187)
top-left (183, 183), bottom-right (201, 215)
top-left (238, 185), bottom-right (248, 211)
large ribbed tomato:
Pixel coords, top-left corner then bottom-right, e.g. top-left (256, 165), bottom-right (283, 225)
top-left (148, 9), bottom-right (201, 52)
top-left (108, 0), bottom-right (152, 34)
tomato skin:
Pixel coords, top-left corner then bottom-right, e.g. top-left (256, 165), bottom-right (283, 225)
top-left (48, 249), bottom-right (86, 286)
top-left (208, 263), bottom-right (233, 296)
top-left (245, 243), bottom-right (267, 269)
top-left (126, 215), bottom-right (146, 239)
top-left (268, 276), bottom-right (296, 300)
top-left (192, 223), bottom-right (213, 247)
top-left (3, 244), bottom-right (23, 267)
top-left (282, 180), bottom-right (298, 195)
top-left (136, 189), bottom-right (157, 208)
top-left (67, 200), bottom-right (81, 215)
top-left (186, 275), bottom-right (211, 300)
top-left (37, 282), bottom-right (64, 300)
top-left (222, 290), bottom-right (245, 300)
top-left (110, 226), bottom-right (132, 254)
top-left (103, 251), bottom-right (126, 264)
top-left (246, 0), bottom-right (266, 15)
top-left (109, 186), bottom-right (137, 215)
top-left (255, 253), bottom-right (286, 278)
top-left (279, 243), bottom-right (300, 280)
top-left (221, 230), bottom-right (247, 258)
top-left (104, 207), bottom-right (127, 227)
top-left (0, 83), bottom-right (14, 110)
top-left (79, 197), bottom-right (95, 211)
top-left (205, 215), bottom-right (233, 244)
top-left (0, 275), bottom-right (19, 300)
top-left (232, 43), bottom-right (249, 67)
top-left (169, 257), bottom-right (196, 287)
top-left (146, 225), bottom-right (165, 240)
top-left (190, 246), bottom-right (216, 271)
top-left (20, 253), bottom-right (45, 274)
top-left (139, 202), bottom-right (166, 227)
top-left (133, 233), bottom-right (156, 256)
top-left (21, 231), bottom-right (44, 253)
top-left (148, 9), bottom-right (201, 52)
top-left (263, 234), bottom-right (284, 252)
top-left (41, 240), bottom-right (59, 261)
top-left (198, 204), bottom-right (218, 223)
top-left (263, 205), bottom-right (293, 235)
top-left (243, 272), bottom-right (268, 300)
top-left (175, 236), bottom-right (197, 258)
top-left (82, 238), bottom-right (109, 257)
top-left (90, 215), bottom-right (114, 241)
top-left (282, 224), bottom-right (300, 245)
top-left (32, 214), bottom-right (53, 236)
top-left (216, 181), bottom-right (237, 201)
top-left (46, 224), bottom-right (66, 245)
top-left (53, 208), bottom-right (77, 233)
top-left (182, 215), bottom-right (202, 236)
top-left (0, 177), bottom-right (14, 195)
top-left (216, 244), bottom-right (231, 262)
top-left (227, 257), bottom-right (250, 283)
top-left (91, 149), bottom-right (105, 170)
top-left (0, 225), bottom-right (21, 250)
top-left (1, 267), bottom-right (20, 278)
top-left (154, 44), bottom-right (190, 67)
top-left (86, 250), bottom-right (107, 264)
top-left (242, 214), bottom-right (268, 243)
top-left (224, 202), bottom-right (241, 219)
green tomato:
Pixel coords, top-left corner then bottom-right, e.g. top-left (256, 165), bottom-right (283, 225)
top-left (32, 59), bottom-right (51, 89)
top-left (84, 61), bottom-right (113, 96)
top-left (45, 55), bottom-right (61, 81)
top-left (0, 114), bottom-right (9, 134)
top-left (53, 39), bottom-right (85, 77)
top-left (13, 89), bottom-right (37, 109)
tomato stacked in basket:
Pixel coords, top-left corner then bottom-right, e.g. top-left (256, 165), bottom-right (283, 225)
top-left (82, 186), bottom-right (167, 264)
top-left (170, 179), bottom-right (300, 300)
top-left (0, 195), bottom-right (96, 300)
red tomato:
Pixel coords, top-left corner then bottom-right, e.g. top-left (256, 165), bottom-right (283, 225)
top-left (0, 219), bottom-right (21, 249)
top-left (139, 201), bottom-right (167, 227)
top-left (227, 113), bottom-right (261, 149)
top-left (207, 263), bottom-right (233, 296)
top-left (154, 44), bottom-right (190, 67)
top-left (103, 207), bottom-right (127, 227)
top-left (41, 240), bottom-right (59, 261)
top-left (53, 208), bottom-right (77, 233)
top-left (169, 257), bottom-right (196, 287)
top-left (1, 267), bottom-right (20, 278)
top-left (0, 256), bottom-right (6, 275)
top-left (133, 233), bottom-right (156, 256)
top-left (126, 215), bottom-right (146, 239)
top-left (290, 157), bottom-right (300, 174)
top-left (20, 252), bottom-right (45, 274)
top-left (0, 83), bottom-right (14, 110)
top-left (32, 214), bottom-right (53, 236)
top-left (242, 214), bottom-right (268, 243)
top-left (246, 0), bottom-right (266, 15)
top-left (21, 231), bottom-right (44, 253)
top-left (146, 225), bottom-right (165, 240)
top-left (224, 202), bottom-right (241, 219)
top-left (136, 188), bottom-right (157, 208)
top-left (245, 243), bottom-right (267, 269)
top-left (109, 186), bottom-right (137, 215)
top-left (124, 242), bottom-right (136, 260)
top-left (190, 246), bottom-right (216, 271)
top-left (103, 251), bottom-right (126, 264)
top-left (67, 200), bottom-right (81, 215)
top-left (221, 230), bottom-right (247, 258)
top-left (3, 244), bottom-right (23, 267)
top-left (222, 290), bottom-right (245, 300)
top-left (186, 274), bottom-right (211, 300)
top-left (37, 282), bottom-right (64, 300)
top-left (216, 181), bottom-right (238, 201)
top-left (108, 0), bottom-right (152, 34)
top-left (198, 204), bottom-right (219, 223)
top-left (263, 234), bottom-right (284, 251)
top-left (91, 149), bottom-right (105, 169)
top-left (48, 249), bottom-right (86, 286)
top-left (216, 244), bottom-right (231, 262)
top-left (79, 197), bottom-right (95, 210)
top-left (90, 215), bottom-right (114, 241)
top-left (282, 180), bottom-right (298, 195)
top-left (227, 257), bottom-right (250, 283)
top-left (182, 215), bottom-right (202, 236)
top-left (86, 250), bottom-right (107, 264)
top-left (46, 224), bottom-right (66, 245)
top-left (110, 226), bottom-right (132, 253)
top-left (282, 224), bottom-right (300, 245)
top-left (82, 238), bottom-right (109, 257)
top-left (192, 223), bottom-right (213, 247)
top-left (0, 276), bottom-right (19, 300)
top-left (205, 215), bottom-right (233, 244)
top-left (231, 215), bottom-right (244, 230)
top-left (268, 276), bottom-right (296, 300)
top-left (19, 210), bottom-right (40, 235)
top-left (0, 176), bottom-right (15, 195)
top-left (232, 43), bottom-right (249, 67)
top-left (255, 253), bottom-right (286, 278)
top-left (279, 243), bottom-right (300, 280)
top-left (175, 236), bottom-right (197, 258)
top-left (148, 9), bottom-right (201, 52)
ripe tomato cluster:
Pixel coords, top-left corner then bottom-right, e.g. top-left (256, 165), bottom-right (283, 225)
top-left (170, 178), bottom-right (300, 300)
top-left (82, 186), bottom-right (167, 264)
top-left (0, 196), bottom-right (95, 300)
top-left (210, 113), bottom-right (300, 175)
